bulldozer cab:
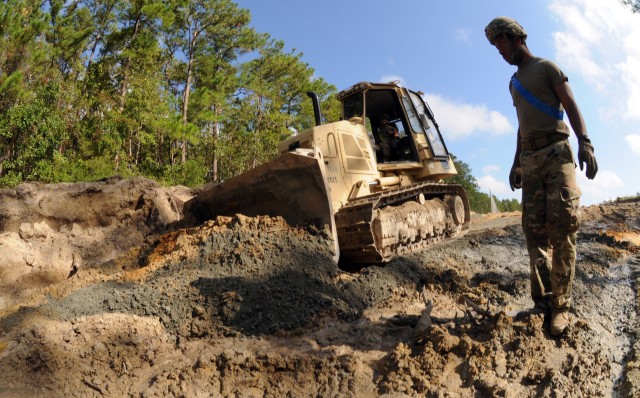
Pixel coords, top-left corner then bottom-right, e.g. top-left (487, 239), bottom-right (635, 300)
top-left (339, 82), bottom-right (450, 166)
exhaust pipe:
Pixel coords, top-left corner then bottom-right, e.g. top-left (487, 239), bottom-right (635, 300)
top-left (307, 91), bottom-right (323, 126)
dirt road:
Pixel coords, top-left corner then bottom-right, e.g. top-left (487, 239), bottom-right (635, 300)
top-left (0, 180), bottom-right (638, 397)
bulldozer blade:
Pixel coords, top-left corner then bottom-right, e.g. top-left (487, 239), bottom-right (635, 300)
top-left (183, 150), bottom-right (339, 262)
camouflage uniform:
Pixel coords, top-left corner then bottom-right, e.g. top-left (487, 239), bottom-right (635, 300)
top-left (521, 140), bottom-right (581, 310)
top-left (486, 16), bottom-right (597, 335)
top-left (510, 56), bottom-right (581, 312)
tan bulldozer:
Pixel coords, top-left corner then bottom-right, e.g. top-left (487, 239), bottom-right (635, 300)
top-left (183, 81), bottom-right (470, 264)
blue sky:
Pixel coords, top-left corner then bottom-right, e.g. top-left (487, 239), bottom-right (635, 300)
top-left (234, 0), bottom-right (640, 206)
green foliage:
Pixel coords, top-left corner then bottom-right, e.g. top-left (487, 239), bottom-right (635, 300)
top-left (498, 198), bottom-right (522, 212)
top-left (0, 0), bottom-right (340, 188)
top-left (161, 159), bottom-right (208, 186)
top-left (3, 152), bottom-right (121, 186)
top-left (0, 82), bottom-right (68, 182)
top-left (0, 0), bottom-right (498, 205)
top-left (0, 0), bottom-right (50, 112)
top-left (0, 171), bottom-right (22, 187)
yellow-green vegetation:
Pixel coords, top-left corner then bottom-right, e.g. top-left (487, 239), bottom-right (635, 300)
top-left (0, 0), bottom-right (340, 188)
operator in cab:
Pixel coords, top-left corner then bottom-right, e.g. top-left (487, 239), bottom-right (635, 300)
top-left (376, 114), bottom-right (400, 162)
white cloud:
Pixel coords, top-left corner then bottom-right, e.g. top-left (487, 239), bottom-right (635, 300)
top-left (478, 168), bottom-right (626, 205)
top-left (454, 28), bottom-right (473, 44)
top-left (477, 174), bottom-right (515, 198)
top-left (550, 0), bottom-right (640, 121)
top-left (625, 134), bottom-right (640, 155)
top-left (577, 169), bottom-right (624, 205)
top-left (621, 27), bottom-right (640, 120)
top-left (482, 165), bottom-right (500, 175)
top-left (425, 94), bottom-right (514, 140)
top-left (375, 79), bottom-right (514, 141)
top-left (551, 30), bottom-right (606, 90)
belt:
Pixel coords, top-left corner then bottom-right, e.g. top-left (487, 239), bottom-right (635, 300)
top-left (521, 133), bottom-right (568, 151)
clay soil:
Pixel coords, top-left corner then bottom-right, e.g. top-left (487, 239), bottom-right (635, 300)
top-left (0, 178), bottom-right (639, 397)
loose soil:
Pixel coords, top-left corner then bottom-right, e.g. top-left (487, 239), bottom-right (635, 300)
top-left (0, 178), bottom-right (639, 397)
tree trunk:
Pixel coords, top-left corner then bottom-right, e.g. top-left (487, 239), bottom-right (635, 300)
top-left (180, 29), bottom-right (200, 164)
top-left (253, 94), bottom-right (263, 168)
top-left (86, 33), bottom-right (102, 73)
top-left (212, 120), bottom-right (220, 182)
top-left (180, 56), bottom-right (193, 164)
top-left (119, 14), bottom-right (142, 112)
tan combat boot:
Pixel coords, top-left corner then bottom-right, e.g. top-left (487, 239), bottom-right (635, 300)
top-left (532, 298), bottom-right (551, 315)
top-left (550, 311), bottom-right (570, 336)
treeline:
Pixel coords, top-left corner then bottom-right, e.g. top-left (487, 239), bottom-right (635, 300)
top-left (0, 0), bottom-right (518, 213)
top-left (0, 0), bottom-right (340, 187)
top-left (448, 155), bottom-right (522, 213)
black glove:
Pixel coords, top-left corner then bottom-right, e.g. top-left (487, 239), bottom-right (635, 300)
top-left (509, 164), bottom-right (522, 191)
top-left (578, 137), bottom-right (598, 179)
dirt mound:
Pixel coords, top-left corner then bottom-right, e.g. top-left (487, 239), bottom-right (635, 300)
top-left (0, 176), bottom-right (193, 310)
top-left (0, 179), bottom-right (639, 397)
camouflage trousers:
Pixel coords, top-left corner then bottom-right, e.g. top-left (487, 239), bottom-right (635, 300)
top-left (520, 140), bottom-right (581, 311)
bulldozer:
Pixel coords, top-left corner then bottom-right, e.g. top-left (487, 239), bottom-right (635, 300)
top-left (183, 81), bottom-right (470, 264)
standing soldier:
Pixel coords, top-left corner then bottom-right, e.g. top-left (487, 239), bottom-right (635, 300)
top-left (484, 17), bottom-right (598, 336)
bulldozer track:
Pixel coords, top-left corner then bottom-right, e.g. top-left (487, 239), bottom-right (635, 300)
top-left (335, 183), bottom-right (470, 264)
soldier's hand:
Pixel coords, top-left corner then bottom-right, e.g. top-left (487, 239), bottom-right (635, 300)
top-left (578, 138), bottom-right (598, 179)
top-left (509, 165), bottom-right (522, 191)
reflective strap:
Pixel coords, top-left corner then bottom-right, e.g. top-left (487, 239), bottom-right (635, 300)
top-left (511, 75), bottom-right (564, 120)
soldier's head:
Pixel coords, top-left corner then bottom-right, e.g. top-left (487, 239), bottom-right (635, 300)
top-left (485, 17), bottom-right (528, 65)
top-left (485, 17), bottom-right (527, 45)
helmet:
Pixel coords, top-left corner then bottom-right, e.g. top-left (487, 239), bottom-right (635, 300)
top-left (485, 17), bottom-right (527, 44)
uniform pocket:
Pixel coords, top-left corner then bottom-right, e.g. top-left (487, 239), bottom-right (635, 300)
top-left (555, 187), bottom-right (581, 234)
top-left (560, 186), bottom-right (581, 202)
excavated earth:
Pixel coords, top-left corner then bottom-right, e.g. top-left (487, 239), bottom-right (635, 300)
top-left (0, 177), bottom-right (639, 397)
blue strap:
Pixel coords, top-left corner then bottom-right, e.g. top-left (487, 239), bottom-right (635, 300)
top-left (511, 75), bottom-right (564, 120)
